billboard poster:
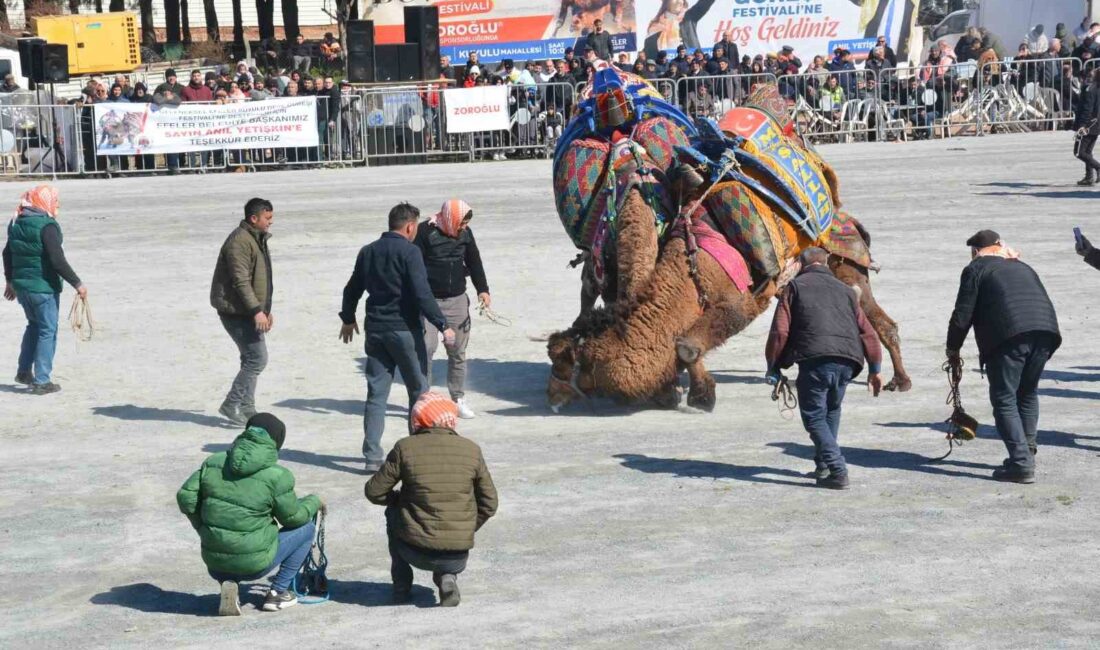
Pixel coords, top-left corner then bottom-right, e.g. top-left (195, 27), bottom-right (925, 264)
top-left (636, 0), bottom-right (917, 62)
top-left (366, 0), bottom-right (638, 64)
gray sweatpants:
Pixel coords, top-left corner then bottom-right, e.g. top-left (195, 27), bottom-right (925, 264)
top-left (220, 315), bottom-right (268, 412)
top-left (423, 295), bottom-right (471, 400)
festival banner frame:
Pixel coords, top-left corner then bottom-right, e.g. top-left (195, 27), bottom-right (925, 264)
top-left (442, 85), bottom-right (511, 132)
top-left (93, 98), bottom-right (319, 155)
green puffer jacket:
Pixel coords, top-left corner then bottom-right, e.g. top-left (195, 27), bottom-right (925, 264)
top-left (176, 426), bottom-right (319, 575)
top-left (365, 427), bottom-right (498, 552)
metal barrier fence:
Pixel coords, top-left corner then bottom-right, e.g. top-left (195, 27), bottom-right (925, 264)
top-left (0, 60), bottom-right (1089, 176)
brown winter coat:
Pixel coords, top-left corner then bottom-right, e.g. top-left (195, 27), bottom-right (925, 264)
top-left (365, 427), bottom-right (498, 552)
top-left (210, 220), bottom-right (272, 317)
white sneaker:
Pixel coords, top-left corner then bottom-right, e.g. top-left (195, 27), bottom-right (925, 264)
top-left (218, 581), bottom-right (241, 616)
top-left (456, 398), bottom-right (476, 419)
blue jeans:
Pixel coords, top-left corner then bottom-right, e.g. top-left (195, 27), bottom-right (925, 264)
top-left (208, 520), bottom-right (315, 592)
top-left (16, 291), bottom-right (60, 384)
top-left (796, 358), bottom-right (856, 476)
top-left (985, 333), bottom-right (1057, 472)
top-left (364, 330), bottom-right (428, 464)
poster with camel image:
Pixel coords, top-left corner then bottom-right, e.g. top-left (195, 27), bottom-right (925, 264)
top-left (366, 0), bottom-right (637, 63)
top-left (92, 98), bottom-right (319, 155)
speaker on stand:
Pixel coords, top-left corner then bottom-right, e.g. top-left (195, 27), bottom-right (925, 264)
top-left (346, 20), bottom-right (375, 83)
top-left (403, 6), bottom-right (440, 81)
top-left (17, 37), bottom-right (44, 91)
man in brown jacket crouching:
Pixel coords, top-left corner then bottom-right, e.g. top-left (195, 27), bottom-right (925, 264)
top-left (365, 391), bottom-right (498, 606)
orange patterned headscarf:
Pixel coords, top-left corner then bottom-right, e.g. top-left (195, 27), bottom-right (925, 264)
top-left (429, 199), bottom-right (472, 239)
top-left (17, 185), bottom-right (59, 218)
top-left (410, 391), bottom-right (459, 431)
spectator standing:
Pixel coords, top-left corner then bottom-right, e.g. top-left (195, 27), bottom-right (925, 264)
top-left (339, 203), bottom-right (455, 474)
top-left (129, 83), bottom-right (155, 170)
top-left (1027, 24), bottom-right (1049, 54)
top-left (210, 198), bottom-right (276, 425)
top-left (2, 185), bottom-right (85, 395)
top-left (1074, 68), bottom-right (1100, 185)
top-left (181, 70), bottom-right (213, 170)
top-left (414, 200), bottom-right (491, 419)
top-left (827, 48), bottom-right (858, 98)
top-left (765, 247), bottom-right (883, 489)
top-left (154, 70), bottom-right (184, 173)
top-left (176, 413), bottom-right (323, 615)
top-left (979, 27), bottom-right (1006, 59)
top-left (586, 18), bottom-right (613, 61)
top-left (1054, 24), bottom-right (1072, 57)
top-left (946, 231), bottom-right (1060, 484)
top-left (365, 392), bottom-right (498, 607)
top-left (716, 28), bottom-right (740, 67)
top-left (320, 32), bottom-right (342, 71)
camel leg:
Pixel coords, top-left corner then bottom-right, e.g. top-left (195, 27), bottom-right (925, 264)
top-left (832, 261), bottom-right (912, 392)
top-left (574, 257), bottom-right (601, 328)
top-left (683, 358), bottom-right (717, 412)
top-left (615, 189), bottom-right (659, 304)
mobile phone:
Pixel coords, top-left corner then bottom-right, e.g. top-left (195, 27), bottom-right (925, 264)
top-left (1074, 227), bottom-right (1084, 246)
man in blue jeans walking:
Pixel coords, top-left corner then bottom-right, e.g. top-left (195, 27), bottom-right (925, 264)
top-left (766, 247), bottom-right (883, 489)
top-left (3, 185), bottom-right (87, 395)
top-left (339, 203), bottom-right (454, 474)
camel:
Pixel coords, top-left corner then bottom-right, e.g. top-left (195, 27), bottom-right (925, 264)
top-left (547, 175), bottom-right (911, 412)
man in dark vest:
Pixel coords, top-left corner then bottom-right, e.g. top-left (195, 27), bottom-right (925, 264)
top-left (765, 247), bottom-right (883, 489)
top-left (3, 185), bottom-right (86, 395)
top-left (946, 230), bottom-right (1060, 484)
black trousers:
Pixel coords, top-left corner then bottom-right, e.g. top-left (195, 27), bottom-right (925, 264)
top-left (984, 332), bottom-right (1057, 471)
top-left (386, 506), bottom-right (468, 589)
top-left (1077, 133), bottom-right (1100, 176)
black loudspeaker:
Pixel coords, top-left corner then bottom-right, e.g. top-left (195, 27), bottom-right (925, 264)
top-left (374, 43), bottom-right (420, 82)
top-left (403, 6), bottom-right (440, 80)
top-left (17, 38), bottom-right (44, 89)
top-left (40, 44), bottom-right (69, 83)
top-left (346, 20), bottom-right (375, 83)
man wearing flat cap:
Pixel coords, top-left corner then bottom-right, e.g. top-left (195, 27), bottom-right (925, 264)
top-left (946, 230), bottom-right (1061, 484)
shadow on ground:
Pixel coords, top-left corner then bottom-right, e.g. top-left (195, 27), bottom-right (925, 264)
top-left (327, 580), bottom-right (436, 608)
top-left (975, 190), bottom-right (1099, 200)
top-left (878, 421), bottom-right (1100, 454)
top-left (92, 405), bottom-right (235, 428)
top-left (768, 441), bottom-right (998, 480)
top-left (202, 443), bottom-right (368, 475)
top-left (614, 453), bottom-right (809, 487)
top-left (90, 583), bottom-right (221, 617)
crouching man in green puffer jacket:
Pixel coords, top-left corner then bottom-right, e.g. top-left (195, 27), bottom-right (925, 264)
top-left (177, 413), bottom-right (324, 616)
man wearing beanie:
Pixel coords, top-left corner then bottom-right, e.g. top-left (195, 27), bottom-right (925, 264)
top-left (177, 413), bottom-right (324, 615)
top-left (947, 230), bottom-right (1061, 484)
top-left (366, 392), bottom-right (498, 607)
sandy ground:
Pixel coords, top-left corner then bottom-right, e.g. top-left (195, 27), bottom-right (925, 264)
top-left (2, 132), bottom-right (1100, 648)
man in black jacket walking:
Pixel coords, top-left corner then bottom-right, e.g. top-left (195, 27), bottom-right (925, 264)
top-left (766, 248), bottom-right (883, 490)
top-left (414, 199), bottom-right (490, 419)
top-left (1074, 68), bottom-right (1100, 185)
top-left (340, 203), bottom-right (455, 473)
top-left (947, 230), bottom-right (1061, 484)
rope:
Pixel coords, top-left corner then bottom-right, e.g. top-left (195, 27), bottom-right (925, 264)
top-left (291, 511), bottom-right (330, 604)
top-left (68, 294), bottom-right (94, 342)
top-left (770, 373), bottom-right (797, 420)
top-left (477, 301), bottom-right (512, 327)
top-left (935, 356), bottom-right (977, 461)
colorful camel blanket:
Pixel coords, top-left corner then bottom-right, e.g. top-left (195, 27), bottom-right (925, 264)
top-left (820, 211), bottom-right (872, 269)
top-left (673, 219), bottom-right (753, 294)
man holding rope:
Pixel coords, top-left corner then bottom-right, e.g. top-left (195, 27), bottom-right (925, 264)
top-left (3, 185), bottom-right (86, 395)
top-left (414, 199), bottom-right (491, 419)
top-left (946, 230), bottom-right (1060, 484)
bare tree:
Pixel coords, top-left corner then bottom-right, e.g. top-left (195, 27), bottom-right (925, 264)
top-left (139, 0), bottom-right (155, 46)
top-left (202, 0), bottom-right (219, 41)
top-left (180, 0), bottom-right (191, 43)
top-left (0, 0), bottom-right (10, 31)
top-left (163, 0), bottom-right (180, 43)
top-left (231, 0), bottom-right (243, 47)
top-left (254, 0), bottom-right (274, 40)
top-left (281, 0), bottom-right (299, 41)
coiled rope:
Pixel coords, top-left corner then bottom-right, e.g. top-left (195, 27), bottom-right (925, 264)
top-left (291, 511), bottom-right (330, 604)
top-left (938, 356), bottom-right (977, 461)
top-left (68, 294), bottom-right (94, 342)
top-left (477, 301), bottom-right (512, 327)
top-left (771, 372), bottom-right (798, 420)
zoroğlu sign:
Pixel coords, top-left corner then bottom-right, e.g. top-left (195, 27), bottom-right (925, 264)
top-left (366, 0), bottom-right (639, 63)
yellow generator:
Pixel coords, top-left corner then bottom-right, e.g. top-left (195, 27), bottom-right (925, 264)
top-left (32, 12), bottom-right (141, 75)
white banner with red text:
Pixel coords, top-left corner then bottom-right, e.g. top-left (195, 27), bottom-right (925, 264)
top-left (92, 98), bottom-right (319, 155)
top-left (442, 86), bottom-right (511, 133)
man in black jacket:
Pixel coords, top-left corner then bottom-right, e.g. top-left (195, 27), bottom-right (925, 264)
top-left (946, 230), bottom-right (1061, 484)
top-left (340, 203), bottom-right (455, 473)
top-left (414, 199), bottom-right (490, 419)
top-left (1074, 68), bottom-right (1100, 185)
top-left (765, 248), bottom-right (883, 490)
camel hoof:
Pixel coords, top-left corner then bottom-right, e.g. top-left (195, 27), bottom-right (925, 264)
top-left (675, 337), bottom-right (702, 364)
top-left (687, 375), bottom-right (717, 412)
top-left (652, 383), bottom-right (683, 410)
top-left (883, 376), bottom-right (913, 393)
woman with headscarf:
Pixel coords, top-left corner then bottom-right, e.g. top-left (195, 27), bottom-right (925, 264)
top-left (128, 83), bottom-right (156, 170)
top-left (413, 200), bottom-right (490, 419)
top-left (3, 185), bottom-right (86, 394)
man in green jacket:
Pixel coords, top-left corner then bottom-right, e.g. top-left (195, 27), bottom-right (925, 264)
top-left (210, 198), bottom-right (274, 425)
top-left (365, 392), bottom-right (498, 607)
top-left (177, 413), bottom-right (324, 615)
top-left (2, 185), bottom-right (86, 395)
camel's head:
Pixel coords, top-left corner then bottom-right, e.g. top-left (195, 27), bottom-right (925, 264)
top-left (546, 331), bottom-right (594, 413)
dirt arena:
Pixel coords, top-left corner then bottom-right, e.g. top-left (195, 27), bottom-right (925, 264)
top-left (2, 132), bottom-right (1099, 648)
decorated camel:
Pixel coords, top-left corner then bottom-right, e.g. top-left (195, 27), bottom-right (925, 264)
top-left (547, 67), bottom-right (910, 412)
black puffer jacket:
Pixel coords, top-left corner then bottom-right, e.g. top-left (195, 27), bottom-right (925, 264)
top-left (413, 222), bottom-right (489, 299)
top-left (946, 256), bottom-right (1061, 361)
